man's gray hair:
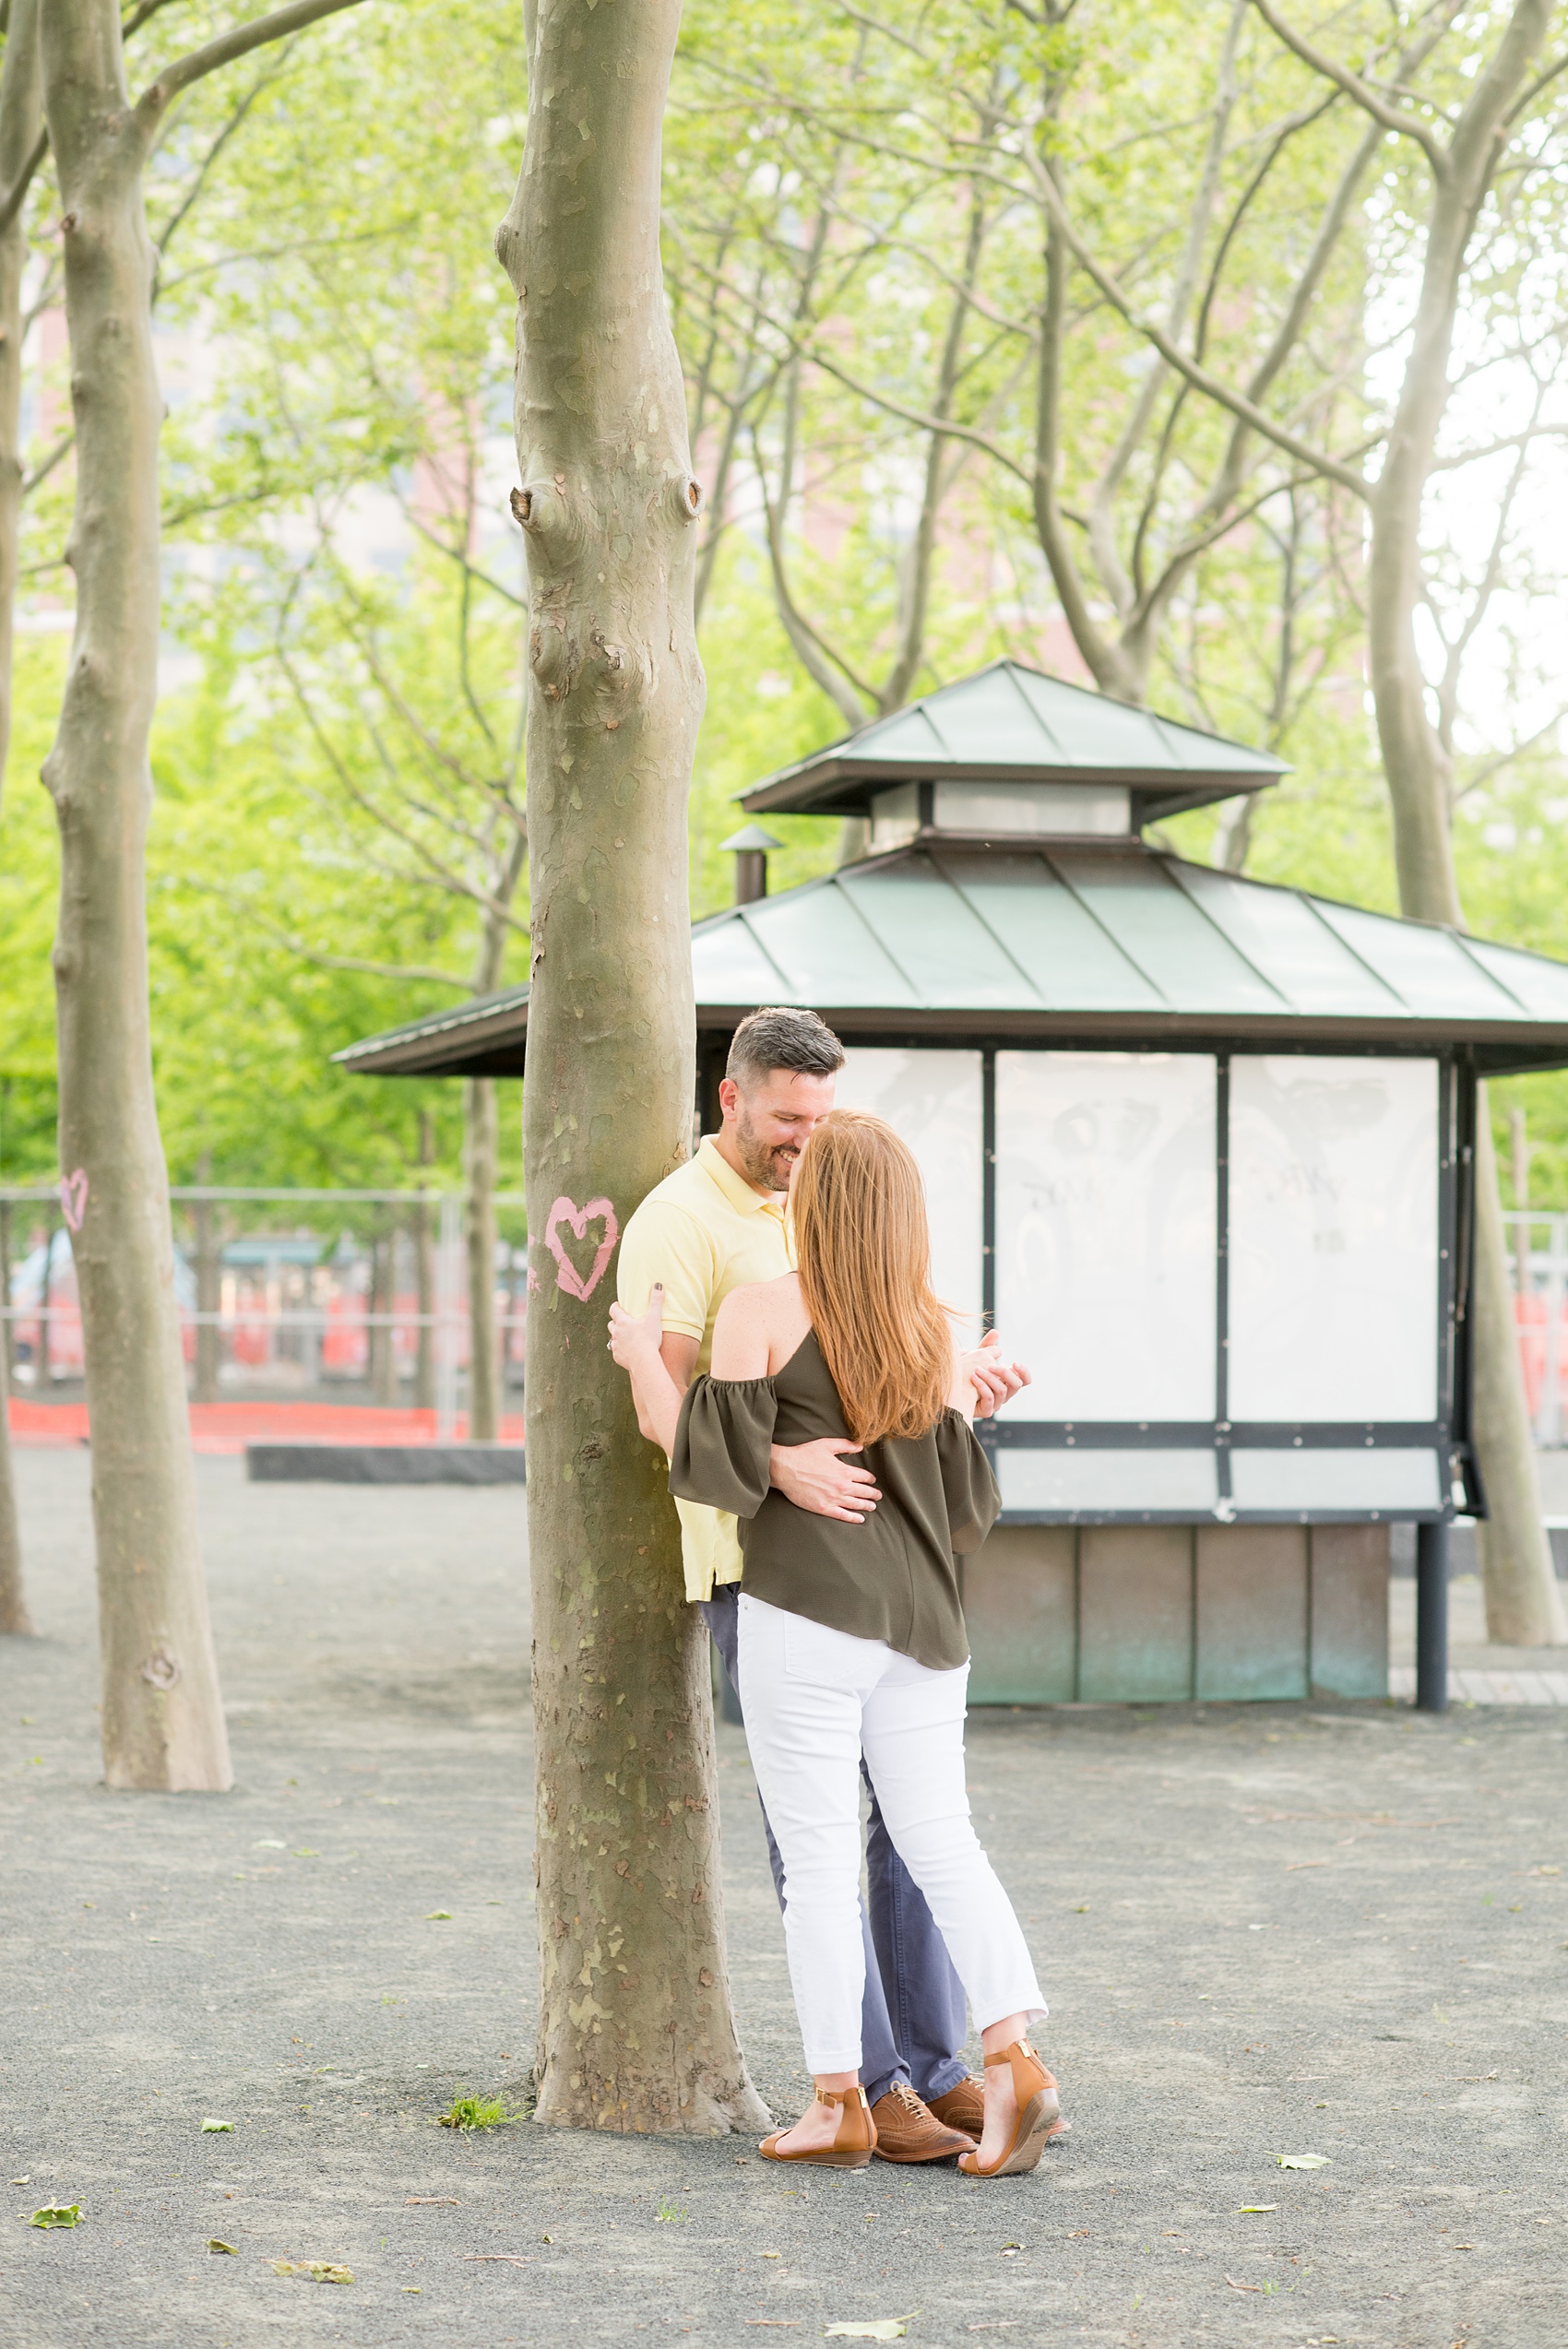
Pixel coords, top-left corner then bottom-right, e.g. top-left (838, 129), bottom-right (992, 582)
top-left (726, 1006), bottom-right (846, 1087)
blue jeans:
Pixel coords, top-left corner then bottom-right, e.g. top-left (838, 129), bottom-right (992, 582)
top-left (702, 1584), bottom-right (969, 2107)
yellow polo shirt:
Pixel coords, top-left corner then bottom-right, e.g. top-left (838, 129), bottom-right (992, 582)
top-left (617, 1135), bottom-right (792, 1602)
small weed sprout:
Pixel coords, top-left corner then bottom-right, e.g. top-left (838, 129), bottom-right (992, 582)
top-left (436, 2091), bottom-right (519, 2130)
top-left (655, 2198), bottom-right (690, 2224)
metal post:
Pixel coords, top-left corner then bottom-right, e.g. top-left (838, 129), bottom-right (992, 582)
top-left (1415, 1519), bottom-right (1449, 1714)
top-left (435, 1192), bottom-right (462, 1441)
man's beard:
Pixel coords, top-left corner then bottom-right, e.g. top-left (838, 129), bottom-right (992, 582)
top-left (733, 1108), bottom-right (799, 1192)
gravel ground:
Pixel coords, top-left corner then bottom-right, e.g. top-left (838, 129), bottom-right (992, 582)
top-left (3, 1449), bottom-right (1567, 2349)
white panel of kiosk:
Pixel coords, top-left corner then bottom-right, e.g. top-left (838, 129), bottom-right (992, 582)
top-left (835, 1047), bottom-right (985, 1336)
top-left (1227, 1053), bottom-right (1440, 1425)
top-left (993, 1051), bottom-right (1218, 1423)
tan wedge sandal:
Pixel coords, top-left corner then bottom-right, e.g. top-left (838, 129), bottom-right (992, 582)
top-left (760, 2085), bottom-right (877, 2169)
top-left (956, 2043), bottom-right (1062, 2178)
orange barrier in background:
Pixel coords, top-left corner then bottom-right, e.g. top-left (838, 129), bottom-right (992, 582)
top-left (6, 1399), bottom-right (525, 1456)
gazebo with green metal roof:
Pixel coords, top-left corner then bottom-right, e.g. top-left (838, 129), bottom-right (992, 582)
top-left (338, 659), bottom-right (1568, 1713)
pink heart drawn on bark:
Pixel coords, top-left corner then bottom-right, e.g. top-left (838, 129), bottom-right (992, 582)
top-left (59, 1169), bottom-right (89, 1233)
top-left (543, 1194), bottom-right (618, 1301)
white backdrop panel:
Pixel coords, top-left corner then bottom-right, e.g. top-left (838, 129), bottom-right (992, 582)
top-left (835, 1048), bottom-right (984, 1334)
top-left (994, 1052), bottom-right (1218, 1420)
top-left (1228, 1055), bottom-right (1439, 1422)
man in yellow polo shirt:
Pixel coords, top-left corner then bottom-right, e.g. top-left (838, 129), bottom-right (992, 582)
top-left (617, 1007), bottom-right (1015, 2164)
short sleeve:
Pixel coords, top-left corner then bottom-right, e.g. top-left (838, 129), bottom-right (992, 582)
top-left (616, 1195), bottom-right (715, 1345)
top-left (936, 1412), bottom-right (1002, 1554)
top-left (671, 1376), bottom-right (780, 1522)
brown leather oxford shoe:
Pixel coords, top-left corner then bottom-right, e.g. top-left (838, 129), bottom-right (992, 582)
top-left (869, 2080), bottom-right (977, 2163)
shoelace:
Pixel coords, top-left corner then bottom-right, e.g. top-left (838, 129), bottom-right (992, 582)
top-left (887, 2082), bottom-right (927, 2115)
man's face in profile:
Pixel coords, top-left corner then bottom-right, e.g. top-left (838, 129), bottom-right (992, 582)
top-left (720, 1066), bottom-right (838, 1193)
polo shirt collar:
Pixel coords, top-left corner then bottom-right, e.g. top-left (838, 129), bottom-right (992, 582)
top-left (698, 1134), bottom-right (782, 1216)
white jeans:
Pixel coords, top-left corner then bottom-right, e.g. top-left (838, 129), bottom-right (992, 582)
top-left (737, 1593), bottom-right (1046, 2078)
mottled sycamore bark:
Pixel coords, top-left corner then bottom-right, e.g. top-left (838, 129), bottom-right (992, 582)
top-left (0, 0), bottom-right (42, 1639)
top-left (39, 0), bottom-right (231, 1783)
top-left (497, 0), bottom-right (766, 2130)
top-left (37, 0), bottom-right (368, 1783)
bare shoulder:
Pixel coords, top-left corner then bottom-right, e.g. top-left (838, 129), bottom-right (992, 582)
top-left (711, 1274), bottom-right (802, 1380)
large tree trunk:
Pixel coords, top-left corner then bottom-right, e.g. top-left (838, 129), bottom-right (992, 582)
top-left (496, 0), bottom-right (766, 2132)
top-left (463, 1075), bottom-right (499, 1441)
top-left (1364, 0), bottom-right (1564, 1649)
top-left (39, 0), bottom-right (232, 1786)
top-left (0, 0), bottom-right (42, 1640)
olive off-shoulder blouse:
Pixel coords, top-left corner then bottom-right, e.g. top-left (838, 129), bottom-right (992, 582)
top-left (670, 1327), bottom-right (999, 1672)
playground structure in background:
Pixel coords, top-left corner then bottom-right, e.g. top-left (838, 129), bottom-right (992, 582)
top-left (7, 1191), bottom-right (1568, 1452)
top-left (1, 1185), bottom-right (526, 1443)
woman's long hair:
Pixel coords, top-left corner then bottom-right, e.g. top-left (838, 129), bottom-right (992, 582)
top-left (790, 1109), bottom-right (952, 1446)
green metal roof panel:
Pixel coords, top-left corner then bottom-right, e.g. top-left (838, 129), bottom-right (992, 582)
top-left (1008, 666), bottom-right (1182, 772)
top-left (1170, 866), bottom-right (1404, 1015)
top-left (1310, 902), bottom-right (1524, 1020)
top-left (937, 850), bottom-right (1165, 1011)
top-left (836, 860), bottom-right (1044, 1011)
top-left (736, 879), bottom-right (923, 1009)
top-left (918, 667), bottom-right (1055, 765)
top-left (1459, 937), bottom-right (1568, 1022)
top-left (1054, 854), bottom-right (1287, 1013)
top-left (690, 913), bottom-right (798, 1006)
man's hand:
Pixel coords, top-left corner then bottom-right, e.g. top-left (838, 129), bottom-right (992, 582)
top-left (770, 1437), bottom-right (882, 1524)
top-left (608, 1287), bottom-right (665, 1370)
top-left (962, 1329), bottom-right (1031, 1419)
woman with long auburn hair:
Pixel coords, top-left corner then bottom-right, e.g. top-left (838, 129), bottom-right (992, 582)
top-left (609, 1109), bottom-right (1058, 2176)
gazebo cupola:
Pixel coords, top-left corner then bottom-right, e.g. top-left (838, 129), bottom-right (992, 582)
top-left (738, 658), bottom-right (1289, 850)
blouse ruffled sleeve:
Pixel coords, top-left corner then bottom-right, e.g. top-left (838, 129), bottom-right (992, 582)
top-left (936, 1411), bottom-right (1002, 1554)
top-left (671, 1375), bottom-right (780, 1521)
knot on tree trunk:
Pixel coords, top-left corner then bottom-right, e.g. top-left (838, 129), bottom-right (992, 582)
top-left (529, 611), bottom-right (581, 703)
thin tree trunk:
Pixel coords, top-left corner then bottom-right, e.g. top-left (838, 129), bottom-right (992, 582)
top-left (369, 1219), bottom-right (397, 1406)
top-left (1473, 1108), bottom-right (1566, 1643)
top-left (39, 0), bottom-right (231, 1788)
top-left (192, 1157), bottom-right (221, 1406)
top-left (463, 1075), bottom-right (499, 1441)
top-left (38, 1207), bottom-right (53, 1386)
top-left (497, 0), bottom-right (766, 2132)
top-left (1360, 0), bottom-right (1563, 1649)
top-left (0, 1200), bottom-right (13, 1376)
top-left (414, 1110), bottom-right (436, 1411)
top-left (0, 0), bottom-right (38, 1638)
top-left (0, 1194), bottom-right (27, 1630)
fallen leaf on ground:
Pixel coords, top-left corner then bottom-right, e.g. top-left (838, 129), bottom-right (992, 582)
top-left (1236, 2205), bottom-right (1277, 2213)
top-left (824, 2319), bottom-right (918, 2341)
top-left (201, 2119), bottom-right (234, 2134)
top-left (292, 1848), bottom-right (320, 1858)
top-left (1224, 2276), bottom-right (1263, 2294)
top-left (407, 2197), bottom-right (461, 2205)
top-left (426, 1910), bottom-right (453, 1921)
top-left (463, 2254), bottom-right (530, 2267)
top-left (29, 2205), bottom-right (81, 2229)
top-left (272, 2261), bottom-right (353, 2284)
top-left (1277, 2153), bottom-right (1331, 2169)
top-left (207, 2239), bottom-right (239, 2255)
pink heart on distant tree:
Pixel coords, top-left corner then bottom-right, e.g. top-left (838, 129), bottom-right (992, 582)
top-left (59, 1168), bottom-right (89, 1233)
top-left (543, 1194), bottom-right (618, 1301)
